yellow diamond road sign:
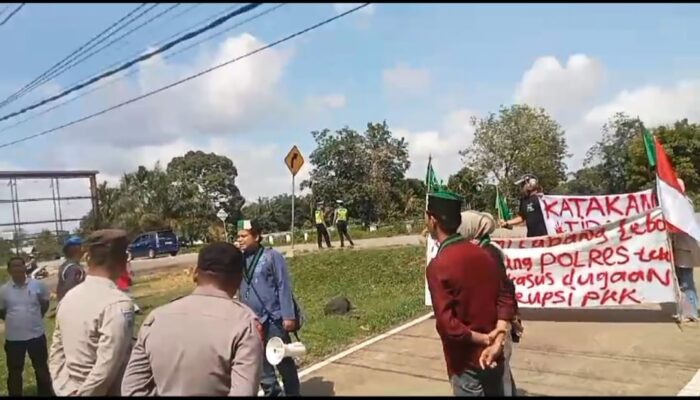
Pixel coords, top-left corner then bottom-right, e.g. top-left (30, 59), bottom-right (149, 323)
top-left (284, 145), bottom-right (304, 176)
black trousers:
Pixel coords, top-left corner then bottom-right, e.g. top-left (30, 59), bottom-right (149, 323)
top-left (336, 221), bottom-right (354, 247)
top-left (5, 334), bottom-right (54, 396)
top-left (316, 224), bottom-right (331, 248)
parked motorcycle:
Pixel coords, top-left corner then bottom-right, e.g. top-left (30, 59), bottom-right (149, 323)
top-left (26, 258), bottom-right (49, 280)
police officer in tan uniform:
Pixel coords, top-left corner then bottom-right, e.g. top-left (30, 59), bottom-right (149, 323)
top-left (49, 229), bottom-right (135, 396)
top-left (121, 242), bottom-right (263, 396)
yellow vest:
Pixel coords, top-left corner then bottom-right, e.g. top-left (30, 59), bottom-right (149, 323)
top-left (315, 210), bottom-right (325, 225)
top-left (336, 207), bottom-right (348, 222)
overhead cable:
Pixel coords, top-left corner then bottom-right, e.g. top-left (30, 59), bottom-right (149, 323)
top-left (0, 3), bottom-right (262, 123)
top-left (0, 3), bottom-right (370, 149)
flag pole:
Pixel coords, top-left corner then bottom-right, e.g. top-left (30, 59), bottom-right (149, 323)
top-left (649, 134), bottom-right (683, 321)
top-left (425, 154), bottom-right (432, 210)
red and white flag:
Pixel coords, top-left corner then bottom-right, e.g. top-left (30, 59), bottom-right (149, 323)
top-left (654, 137), bottom-right (700, 242)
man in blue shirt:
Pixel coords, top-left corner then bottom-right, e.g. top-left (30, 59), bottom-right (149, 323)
top-left (235, 219), bottom-right (301, 397)
top-left (0, 256), bottom-right (53, 396)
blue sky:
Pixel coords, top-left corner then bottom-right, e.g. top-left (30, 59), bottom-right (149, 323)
top-left (1, 3), bottom-right (700, 233)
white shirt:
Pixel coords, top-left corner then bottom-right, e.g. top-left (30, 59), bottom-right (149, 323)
top-left (0, 278), bottom-right (49, 341)
top-left (50, 275), bottom-right (135, 396)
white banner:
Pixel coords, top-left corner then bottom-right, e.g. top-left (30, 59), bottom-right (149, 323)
top-left (425, 208), bottom-right (676, 308)
top-left (425, 236), bottom-right (438, 306)
top-left (539, 189), bottom-right (656, 235)
top-left (494, 208), bottom-right (675, 308)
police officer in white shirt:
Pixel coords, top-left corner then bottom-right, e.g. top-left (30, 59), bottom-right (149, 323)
top-left (0, 256), bottom-right (53, 396)
top-left (49, 229), bottom-right (135, 396)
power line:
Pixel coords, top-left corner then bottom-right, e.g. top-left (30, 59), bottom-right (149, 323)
top-left (52, 4), bottom-right (249, 96)
top-left (23, 3), bottom-right (181, 100)
top-left (0, 3), bottom-right (370, 150)
top-left (0, 3), bottom-right (25, 27)
top-left (0, 3), bottom-right (158, 108)
top-left (0, 5), bottom-right (10, 20)
top-left (0, 3), bottom-right (150, 110)
top-left (0, 3), bottom-right (286, 136)
top-left (0, 3), bottom-right (263, 124)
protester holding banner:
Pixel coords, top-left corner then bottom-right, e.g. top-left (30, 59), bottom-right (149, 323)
top-left (670, 180), bottom-right (699, 323)
top-left (500, 174), bottom-right (548, 237)
top-left (458, 211), bottom-right (521, 397)
top-left (673, 231), bottom-right (699, 322)
top-left (425, 190), bottom-right (515, 396)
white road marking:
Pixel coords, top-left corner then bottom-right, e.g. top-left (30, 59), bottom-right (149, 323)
top-left (677, 368), bottom-right (700, 396)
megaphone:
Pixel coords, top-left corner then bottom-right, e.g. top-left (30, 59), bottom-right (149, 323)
top-left (265, 337), bottom-right (306, 366)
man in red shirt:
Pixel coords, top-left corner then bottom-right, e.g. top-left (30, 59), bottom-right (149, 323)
top-left (425, 190), bottom-right (516, 396)
top-left (117, 257), bottom-right (140, 314)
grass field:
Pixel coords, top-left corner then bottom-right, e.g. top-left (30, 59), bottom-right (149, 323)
top-left (0, 245), bottom-right (428, 395)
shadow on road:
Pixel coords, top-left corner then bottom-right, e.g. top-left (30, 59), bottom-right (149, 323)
top-left (301, 376), bottom-right (336, 396)
top-left (519, 302), bottom-right (678, 323)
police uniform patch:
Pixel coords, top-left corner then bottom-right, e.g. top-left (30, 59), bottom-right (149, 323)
top-left (122, 309), bottom-right (135, 329)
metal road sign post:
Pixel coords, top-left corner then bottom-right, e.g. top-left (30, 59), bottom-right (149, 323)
top-left (217, 208), bottom-right (229, 242)
top-left (284, 146), bottom-right (305, 256)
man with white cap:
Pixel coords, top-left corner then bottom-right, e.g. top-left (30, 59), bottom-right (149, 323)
top-left (500, 174), bottom-right (548, 238)
top-left (314, 201), bottom-right (332, 249)
top-left (333, 200), bottom-right (354, 248)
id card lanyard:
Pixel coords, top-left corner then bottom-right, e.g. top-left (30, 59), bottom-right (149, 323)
top-left (244, 246), bottom-right (265, 300)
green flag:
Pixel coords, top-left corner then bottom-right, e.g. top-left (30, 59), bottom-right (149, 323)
top-left (425, 156), bottom-right (442, 193)
top-left (495, 187), bottom-right (512, 221)
top-left (642, 128), bottom-right (657, 169)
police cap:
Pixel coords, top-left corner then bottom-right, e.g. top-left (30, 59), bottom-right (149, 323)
top-left (197, 242), bottom-right (244, 276)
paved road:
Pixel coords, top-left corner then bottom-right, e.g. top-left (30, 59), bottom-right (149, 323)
top-left (300, 303), bottom-right (700, 396)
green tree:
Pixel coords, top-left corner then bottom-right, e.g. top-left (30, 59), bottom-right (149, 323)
top-left (461, 104), bottom-right (569, 202)
top-left (241, 194), bottom-right (313, 233)
top-left (446, 167), bottom-right (492, 210)
top-left (628, 118), bottom-right (700, 202)
top-left (167, 151), bottom-right (245, 241)
top-left (583, 112), bottom-right (644, 194)
top-left (396, 178), bottom-right (426, 218)
top-left (33, 230), bottom-right (62, 261)
top-left (302, 122), bottom-right (410, 225)
top-left (553, 167), bottom-right (609, 195)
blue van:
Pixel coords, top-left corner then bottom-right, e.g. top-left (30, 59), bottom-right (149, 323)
top-left (127, 230), bottom-right (180, 259)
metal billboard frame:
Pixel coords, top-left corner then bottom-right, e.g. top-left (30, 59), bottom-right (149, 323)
top-left (0, 170), bottom-right (99, 253)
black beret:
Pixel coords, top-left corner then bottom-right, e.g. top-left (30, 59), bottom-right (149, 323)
top-left (427, 190), bottom-right (463, 220)
top-left (197, 242), bottom-right (244, 275)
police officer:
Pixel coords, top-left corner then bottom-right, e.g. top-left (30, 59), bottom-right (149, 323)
top-left (49, 229), bottom-right (135, 396)
top-left (56, 235), bottom-right (85, 302)
top-left (333, 200), bottom-right (354, 248)
top-left (235, 219), bottom-right (302, 397)
top-left (121, 242), bottom-right (263, 396)
top-left (314, 201), bottom-right (332, 249)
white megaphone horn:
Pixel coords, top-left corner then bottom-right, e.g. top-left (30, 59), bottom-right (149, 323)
top-left (266, 337), bottom-right (306, 366)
